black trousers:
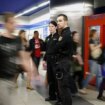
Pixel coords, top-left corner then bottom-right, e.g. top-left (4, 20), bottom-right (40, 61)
top-left (46, 55), bottom-right (59, 99)
top-left (32, 56), bottom-right (40, 69)
top-left (73, 70), bottom-right (84, 89)
top-left (98, 78), bottom-right (105, 97)
top-left (56, 58), bottom-right (73, 105)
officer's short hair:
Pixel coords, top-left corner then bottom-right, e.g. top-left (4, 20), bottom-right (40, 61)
top-left (3, 12), bottom-right (15, 23)
top-left (57, 14), bottom-right (68, 21)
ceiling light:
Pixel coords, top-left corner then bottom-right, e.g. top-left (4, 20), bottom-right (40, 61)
top-left (53, 3), bottom-right (93, 12)
top-left (15, 1), bottom-right (50, 18)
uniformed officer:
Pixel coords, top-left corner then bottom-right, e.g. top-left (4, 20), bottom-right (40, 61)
top-left (43, 21), bottom-right (59, 101)
top-left (55, 14), bottom-right (73, 105)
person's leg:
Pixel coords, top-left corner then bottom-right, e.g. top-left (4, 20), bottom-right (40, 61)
top-left (72, 71), bottom-right (77, 82)
top-left (96, 64), bottom-right (102, 90)
top-left (45, 60), bottom-right (56, 100)
top-left (32, 56), bottom-right (39, 69)
top-left (78, 71), bottom-right (84, 89)
top-left (37, 57), bottom-right (41, 68)
top-left (58, 77), bottom-right (72, 105)
top-left (56, 58), bottom-right (73, 105)
top-left (27, 71), bottom-right (34, 90)
top-left (83, 60), bottom-right (97, 88)
top-left (97, 78), bottom-right (105, 101)
top-left (77, 70), bottom-right (87, 94)
top-left (53, 64), bottom-right (61, 103)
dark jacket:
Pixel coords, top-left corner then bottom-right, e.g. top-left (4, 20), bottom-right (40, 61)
top-left (29, 38), bottom-right (45, 57)
top-left (44, 33), bottom-right (59, 61)
top-left (98, 47), bottom-right (105, 65)
top-left (56, 27), bottom-right (73, 59)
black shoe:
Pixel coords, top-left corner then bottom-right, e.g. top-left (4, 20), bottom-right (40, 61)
top-left (97, 96), bottom-right (105, 101)
top-left (55, 101), bottom-right (62, 105)
top-left (45, 97), bottom-right (56, 101)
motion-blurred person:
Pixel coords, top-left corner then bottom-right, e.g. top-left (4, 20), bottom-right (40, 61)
top-left (29, 31), bottom-right (45, 70)
top-left (55, 14), bottom-right (74, 105)
top-left (19, 30), bottom-right (27, 79)
top-left (19, 30), bottom-right (28, 50)
top-left (19, 30), bottom-right (34, 89)
top-left (0, 12), bottom-right (39, 105)
top-left (84, 29), bottom-right (102, 90)
top-left (72, 31), bottom-right (86, 94)
top-left (43, 21), bottom-right (59, 102)
top-left (97, 47), bottom-right (105, 101)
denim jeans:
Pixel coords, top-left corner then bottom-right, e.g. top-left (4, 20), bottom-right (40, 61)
top-left (83, 60), bottom-right (102, 90)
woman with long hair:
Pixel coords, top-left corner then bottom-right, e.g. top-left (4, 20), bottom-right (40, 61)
top-left (84, 29), bottom-right (102, 90)
top-left (43, 21), bottom-right (60, 103)
top-left (19, 30), bottom-right (34, 90)
top-left (19, 30), bottom-right (28, 49)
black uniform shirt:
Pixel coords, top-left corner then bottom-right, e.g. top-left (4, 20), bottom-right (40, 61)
top-left (56, 27), bottom-right (73, 58)
top-left (45, 33), bottom-right (59, 55)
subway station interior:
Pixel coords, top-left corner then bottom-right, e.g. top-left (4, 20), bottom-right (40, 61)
top-left (0, 0), bottom-right (105, 105)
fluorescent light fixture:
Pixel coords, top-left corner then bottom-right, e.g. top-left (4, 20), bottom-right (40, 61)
top-left (15, 1), bottom-right (50, 18)
top-left (53, 3), bottom-right (93, 12)
top-left (38, 1), bottom-right (50, 7)
top-left (50, 3), bottom-right (93, 17)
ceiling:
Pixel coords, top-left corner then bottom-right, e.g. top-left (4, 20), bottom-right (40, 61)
top-left (0, 0), bottom-right (49, 16)
top-left (50, 0), bottom-right (93, 7)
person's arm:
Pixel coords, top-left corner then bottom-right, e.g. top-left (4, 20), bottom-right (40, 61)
top-left (90, 43), bottom-right (102, 51)
top-left (28, 39), bottom-right (34, 51)
top-left (18, 51), bottom-right (39, 77)
top-left (40, 39), bottom-right (46, 55)
top-left (42, 37), bottom-right (48, 61)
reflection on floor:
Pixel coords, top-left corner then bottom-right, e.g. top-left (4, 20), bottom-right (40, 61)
top-left (14, 61), bottom-right (105, 105)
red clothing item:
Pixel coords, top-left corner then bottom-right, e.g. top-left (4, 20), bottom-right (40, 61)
top-left (34, 39), bottom-right (41, 57)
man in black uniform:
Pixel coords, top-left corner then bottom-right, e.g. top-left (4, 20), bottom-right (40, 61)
top-left (55, 14), bottom-right (73, 105)
top-left (43, 21), bottom-right (59, 101)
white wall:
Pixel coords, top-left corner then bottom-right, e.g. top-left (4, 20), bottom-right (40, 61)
top-left (0, 6), bottom-right (50, 40)
top-left (16, 16), bottom-right (29, 25)
top-left (0, 15), bottom-right (30, 38)
top-left (29, 7), bottom-right (50, 24)
top-left (50, 3), bottom-right (93, 35)
top-left (29, 7), bottom-right (50, 40)
top-left (15, 16), bottom-right (29, 39)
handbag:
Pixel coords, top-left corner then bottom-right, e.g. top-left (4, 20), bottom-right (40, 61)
top-left (91, 48), bottom-right (102, 59)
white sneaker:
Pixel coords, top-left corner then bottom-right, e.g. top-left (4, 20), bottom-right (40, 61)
top-left (78, 89), bottom-right (87, 95)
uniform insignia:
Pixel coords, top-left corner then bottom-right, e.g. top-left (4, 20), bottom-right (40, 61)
top-left (58, 36), bottom-right (63, 41)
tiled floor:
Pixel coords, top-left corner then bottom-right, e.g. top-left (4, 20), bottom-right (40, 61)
top-left (79, 89), bottom-right (105, 105)
top-left (14, 77), bottom-right (51, 105)
top-left (13, 60), bottom-right (105, 105)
